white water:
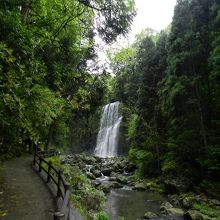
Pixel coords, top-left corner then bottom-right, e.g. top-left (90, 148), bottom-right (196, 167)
top-left (94, 102), bottom-right (122, 158)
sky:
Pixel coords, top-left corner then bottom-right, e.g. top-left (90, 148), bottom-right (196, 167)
top-left (109, 0), bottom-right (177, 50)
top-left (91, 0), bottom-right (176, 74)
top-left (128, 0), bottom-right (177, 42)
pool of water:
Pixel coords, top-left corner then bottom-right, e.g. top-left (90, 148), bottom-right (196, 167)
top-left (106, 187), bottom-right (184, 220)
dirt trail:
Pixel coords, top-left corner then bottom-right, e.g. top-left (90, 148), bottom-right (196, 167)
top-left (0, 156), bottom-right (55, 220)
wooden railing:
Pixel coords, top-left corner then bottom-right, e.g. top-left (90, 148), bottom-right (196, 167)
top-left (33, 150), bottom-right (71, 220)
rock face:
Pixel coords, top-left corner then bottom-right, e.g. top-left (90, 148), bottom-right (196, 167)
top-left (183, 210), bottom-right (203, 220)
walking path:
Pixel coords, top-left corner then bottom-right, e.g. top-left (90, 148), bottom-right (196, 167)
top-left (0, 156), bottom-right (55, 220)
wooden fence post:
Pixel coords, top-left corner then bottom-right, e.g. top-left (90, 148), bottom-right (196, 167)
top-left (33, 153), bottom-right (36, 166)
top-left (39, 156), bottom-right (42, 172)
top-left (47, 161), bottom-right (52, 183)
top-left (53, 212), bottom-right (64, 220)
top-left (64, 183), bottom-right (71, 193)
top-left (57, 170), bottom-right (63, 197)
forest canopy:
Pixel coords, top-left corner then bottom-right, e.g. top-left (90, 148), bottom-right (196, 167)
top-left (110, 0), bottom-right (220, 186)
top-left (1, 0), bottom-right (220, 193)
top-left (0, 0), bottom-right (136, 157)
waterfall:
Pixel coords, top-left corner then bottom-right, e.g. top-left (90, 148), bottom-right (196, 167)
top-left (94, 101), bottom-right (122, 158)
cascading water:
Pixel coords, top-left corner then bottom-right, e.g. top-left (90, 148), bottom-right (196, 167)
top-left (94, 101), bottom-right (122, 158)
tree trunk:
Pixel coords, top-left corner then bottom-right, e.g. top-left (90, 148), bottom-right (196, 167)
top-left (21, 0), bottom-right (32, 24)
top-left (45, 123), bottom-right (55, 150)
top-left (195, 84), bottom-right (209, 157)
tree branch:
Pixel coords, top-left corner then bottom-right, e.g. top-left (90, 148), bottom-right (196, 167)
top-left (77, 0), bottom-right (108, 11)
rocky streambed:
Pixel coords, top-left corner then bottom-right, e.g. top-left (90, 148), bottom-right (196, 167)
top-left (61, 154), bottom-right (220, 220)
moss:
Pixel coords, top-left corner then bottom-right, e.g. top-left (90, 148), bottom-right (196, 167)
top-left (131, 173), bottom-right (165, 193)
top-left (148, 179), bottom-right (165, 193)
top-left (193, 202), bottom-right (220, 219)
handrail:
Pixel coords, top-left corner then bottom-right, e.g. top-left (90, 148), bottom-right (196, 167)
top-left (33, 150), bottom-right (71, 220)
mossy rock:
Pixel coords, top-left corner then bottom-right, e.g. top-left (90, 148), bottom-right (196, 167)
top-left (144, 211), bottom-right (158, 219)
top-left (183, 210), bottom-right (203, 220)
top-left (183, 196), bottom-right (197, 209)
top-left (132, 182), bottom-right (146, 191)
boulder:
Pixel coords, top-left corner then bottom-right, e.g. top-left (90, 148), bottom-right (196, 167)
top-left (145, 182), bottom-right (152, 189)
top-left (209, 199), bottom-right (220, 206)
top-left (102, 167), bottom-right (113, 176)
top-left (164, 179), bottom-right (190, 194)
top-left (86, 172), bottom-right (96, 180)
top-left (92, 169), bottom-right (102, 178)
top-left (92, 181), bottom-right (101, 187)
top-left (117, 175), bottom-right (128, 184)
top-left (183, 210), bottom-right (203, 220)
top-left (124, 162), bottom-right (137, 173)
top-left (110, 172), bottom-right (118, 178)
top-left (100, 184), bottom-right (111, 193)
top-left (110, 181), bottom-right (123, 188)
top-left (91, 163), bottom-right (101, 170)
top-left (78, 162), bottom-right (86, 169)
top-left (144, 211), bottom-right (158, 219)
top-left (109, 177), bottom-right (117, 181)
top-left (112, 162), bottom-right (122, 171)
top-left (132, 182), bottom-right (146, 191)
top-left (182, 196), bottom-right (196, 209)
top-left (61, 158), bottom-right (66, 164)
top-left (160, 201), bottom-right (173, 213)
top-left (82, 155), bottom-right (97, 164)
top-left (166, 207), bottom-right (184, 216)
top-left (169, 194), bottom-right (181, 206)
top-left (94, 156), bottom-right (102, 163)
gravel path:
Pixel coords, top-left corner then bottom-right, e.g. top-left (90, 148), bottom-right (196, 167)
top-left (0, 156), bottom-right (55, 220)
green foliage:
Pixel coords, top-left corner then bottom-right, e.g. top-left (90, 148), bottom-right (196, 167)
top-left (94, 0), bottom-right (136, 43)
top-left (193, 202), bottom-right (220, 219)
top-left (161, 153), bottom-right (178, 175)
top-left (110, 0), bottom-right (220, 189)
top-left (46, 157), bottom-right (106, 219)
top-left (61, 164), bottom-right (106, 216)
top-left (96, 211), bottom-right (109, 220)
top-left (199, 180), bottom-right (220, 198)
top-left (0, 0), bottom-right (135, 158)
top-left (127, 114), bottom-right (138, 144)
top-left (129, 147), bottom-right (156, 176)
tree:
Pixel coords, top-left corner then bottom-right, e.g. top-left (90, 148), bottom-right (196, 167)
top-left (0, 0), bottom-right (136, 158)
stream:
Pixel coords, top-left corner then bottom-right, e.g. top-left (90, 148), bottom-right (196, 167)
top-left (64, 153), bottom-right (186, 220)
top-left (94, 172), bottom-right (184, 220)
top-left (106, 187), bottom-right (184, 220)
